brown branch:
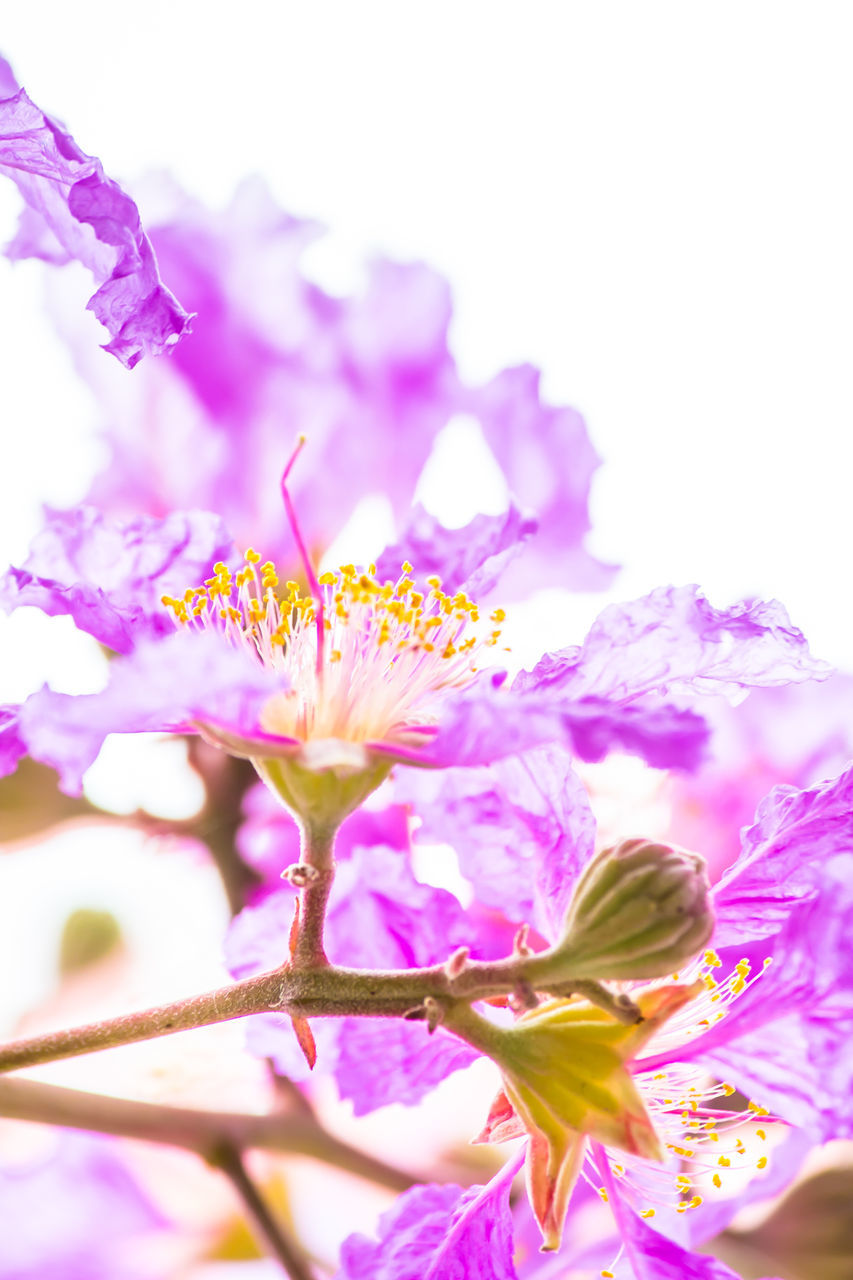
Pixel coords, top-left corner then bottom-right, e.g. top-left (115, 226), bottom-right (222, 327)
top-left (0, 948), bottom-right (641, 1075)
top-left (209, 1144), bottom-right (317, 1280)
top-left (0, 1075), bottom-right (415, 1193)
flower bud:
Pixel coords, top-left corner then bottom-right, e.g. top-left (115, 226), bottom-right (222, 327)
top-left (554, 838), bottom-right (714, 981)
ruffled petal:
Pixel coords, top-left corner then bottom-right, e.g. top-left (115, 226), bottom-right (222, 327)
top-left (421, 677), bottom-right (709, 773)
top-left (399, 744), bottom-right (595, 939)
top-left (337, 1167), bottom-right (518, 1280)
top-left (466, 364), bottom-right (615, 593)
top-left (0, 507), bottom-right (235, 652)
top-left (17, 630), bottom-right (281, 793)
top-left (0, 56), bottom-right (192, 366)
top-left (374, 503), bottom-right (537, 598)
top-left (519, 586), bottom-right (830, 703)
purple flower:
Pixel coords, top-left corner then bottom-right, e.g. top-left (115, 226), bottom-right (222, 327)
top-left (0, 55), bottom-right (191, 366)
top-left (2, 488), bottom-right (829, 815)
top-left (0, 1130), bottom-right (166, 1279)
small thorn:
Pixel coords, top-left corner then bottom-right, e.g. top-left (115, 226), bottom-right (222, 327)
top-left (282, 863), bottom-right (321, 888)
top-left (402, 1004), bottom-right (429, 1022)
top-left (512, 923), bottom-right (532, 958)
top-left (423, 997), bottom-right (444, 1034)
top-left (445, 946), bottom-right (470, 979)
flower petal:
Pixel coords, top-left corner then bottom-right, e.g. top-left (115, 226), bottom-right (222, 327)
top-left (17, 630), bottom-right (281, 794)
top-left (374, 503), bottom-right (537, 598)
top-left (400, 744), bottom-right (595, 939)
top-left (519, 586), bottom-right (830, 704)
top-left (467, 364), bottom-right (615, 592)
top-left (337, 1166), bottom-right (519, 1280)
top-left (0, 507), bottom-right (235, 653)
top-left (0, 56), bottom-right (192, 366)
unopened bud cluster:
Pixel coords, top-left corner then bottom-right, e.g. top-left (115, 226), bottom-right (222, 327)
top-left (553, 837), bottom-right (714, 981)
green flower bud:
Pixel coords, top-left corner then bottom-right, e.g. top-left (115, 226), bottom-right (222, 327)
top-left (554, 838), bottom-right (714, 981)
top-left (59, 908), bottom-right (122, 977)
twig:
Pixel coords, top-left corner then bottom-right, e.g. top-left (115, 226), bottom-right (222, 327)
top-left (0, 947), bottom-right (641, 1075)
top-left (0, 1075), bottom-right (415, 1192)
top-left (213, 1143), bottom-right (316, 1280)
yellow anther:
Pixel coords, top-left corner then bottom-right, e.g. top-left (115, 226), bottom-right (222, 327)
top-left (597, 1188), bottom-right (608, 1202)
top-left (704, 950), bottom-right (722, 968)
top-left (401, 561), bottom-right (413, 574)
top-left (426, 575), bottom-right (442, 589)
top-left (689, 1196), bottom-right (703, 1209)
top-left (601, 1272), bottom-right (614, 1278)
top-left (747, 1101), bottom-right (769, 1116)
top-left (736, 960), bottom-right (751, 978)
top-left (244, 548), bottom-right (261, 563)
top-left (718, 1156), bottom-right (731, 1168)
top-left (756, 1128), bottom-right (766, 1141)
top-left (722, 1084), bottom-right (736, 1096)
top-left (757, 1157), bottom-right (768, 1169)
top-left (641, 1208), bottom-right (655, 1219)
top-left (318, 571), bottom-right (336, 585)
top-left (712, 1174), bottom-right (722, 1188)
top-left (490, 608), bottom-right (506, 623)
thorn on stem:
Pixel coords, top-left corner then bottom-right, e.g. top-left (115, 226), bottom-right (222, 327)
top-left (445, 946), bottom-right (470, 979)
top-left (512, 923), bottom-right (532, 958)
top-left (423, 997), bottom-right (444, 1034)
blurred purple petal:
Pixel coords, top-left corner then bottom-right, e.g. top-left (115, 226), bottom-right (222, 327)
top-left (0, 1130), bottom-right (166, 1279)
top-left (18, 630), bottom-right (280, 793)
top-left (0, 704), bottom-right (26, 778)
top-left (713, 764), bottom-right (853, 948)
top-left (237, 778), bottom-right (410, 882)
top-left (665, 674), bottom-right (853, 880)
top-left (0, 507), bottom-right (234, 652)
top-left (374, 503), bottom-right (537, 598)
top-left (0, 56), bottom-right (191, 366)
top-left (400, 745), bottom-right (595, 939)
top-left (336, 1021), bottom-right (477, 1116)
top-left (467, 364), bottom-right (615, 593)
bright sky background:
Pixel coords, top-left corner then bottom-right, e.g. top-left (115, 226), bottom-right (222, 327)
top-left (2, 0), bottom-right (852, 675)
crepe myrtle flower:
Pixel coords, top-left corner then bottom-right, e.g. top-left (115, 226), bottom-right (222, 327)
top-left (0, 441), bottom-right (830, 834)
top-left (0, 54), bottom-right (191, 366)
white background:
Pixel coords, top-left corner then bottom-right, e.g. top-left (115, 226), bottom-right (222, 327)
top-left (1, 1), bottom-right (851, 669)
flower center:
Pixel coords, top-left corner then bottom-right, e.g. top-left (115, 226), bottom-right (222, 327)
top-left (162, 549), bottom-right (505, 748)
